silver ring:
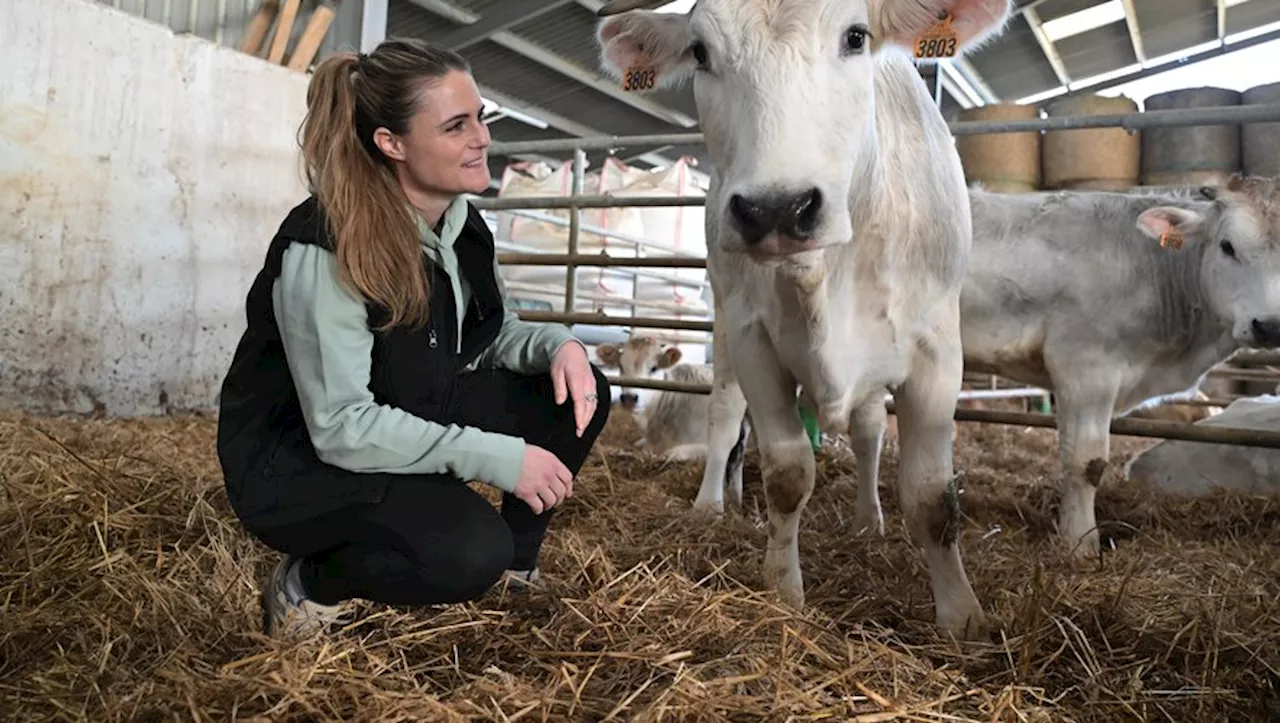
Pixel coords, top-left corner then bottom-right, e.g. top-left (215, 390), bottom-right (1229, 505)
top-left (585, 393), bottom-right (598, 403)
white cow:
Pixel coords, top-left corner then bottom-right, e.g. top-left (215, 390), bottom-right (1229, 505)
top-left (596, 0), bottom-right (1014, 639)
top-left (698, 176), bottom-right (1280, 563)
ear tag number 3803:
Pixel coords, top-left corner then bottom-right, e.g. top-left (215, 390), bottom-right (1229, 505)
top-left (914, 11), bottom-right (959, 59)
top-left (622, 61), bottom-right (658, 92)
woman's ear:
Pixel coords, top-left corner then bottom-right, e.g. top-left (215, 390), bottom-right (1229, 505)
top-left (373, 128), bottom-right (407, 161)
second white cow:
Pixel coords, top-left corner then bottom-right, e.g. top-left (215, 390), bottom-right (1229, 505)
top-left (596, 0), bottom-right (1014, 639)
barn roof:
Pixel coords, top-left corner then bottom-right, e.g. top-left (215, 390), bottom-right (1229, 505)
top-left (384, 0), bottom-right (1280, 192)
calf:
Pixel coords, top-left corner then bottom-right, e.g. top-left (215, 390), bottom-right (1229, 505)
top-left (596, 336), bottom-right (724, 460)
top-left (597, 0), bottom-right (1013, 639)
top-left (951, 177), bottom-right (1280, 556)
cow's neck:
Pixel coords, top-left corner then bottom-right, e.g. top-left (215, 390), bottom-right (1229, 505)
top-left (782, 53), bottom-right (969, 340)
top-left (1144, 235), bottom-right (1236, 370)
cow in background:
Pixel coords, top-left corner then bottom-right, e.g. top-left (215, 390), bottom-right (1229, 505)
top-left (931, 178), bottom-right (1280, 557)
top-left (596, 0), bottom-right (1015, 639)
top-left (1122, 390), bottom-right (1224, 424)
top-left (595, 336), bottom-right (739, 457)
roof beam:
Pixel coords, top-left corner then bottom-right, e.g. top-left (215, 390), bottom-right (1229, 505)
top-left (476, 84), bottom-right (679, 169)
top-left (1022, 6), bottom-right (1072, 86)
top-left (1119, 0), bottom-right (1146, 63)
top-left (435, 0), bottom-right (576, 51)
top-left (949, 57), bottom-right (1000, 103)
top-left (407, 0), bottom-right (697, 128)
top-left (1052, 24), bottom-right (1280, 101)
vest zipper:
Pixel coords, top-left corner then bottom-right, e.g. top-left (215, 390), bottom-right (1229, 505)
top-left (429, 328), bottom-right (438, 349)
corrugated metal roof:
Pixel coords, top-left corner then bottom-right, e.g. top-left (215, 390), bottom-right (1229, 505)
top-left (381, 0), bottom-right (1280, 193)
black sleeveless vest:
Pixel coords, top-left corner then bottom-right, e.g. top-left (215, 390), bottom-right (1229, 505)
top-left (215, 196), bottom-right (506, 525)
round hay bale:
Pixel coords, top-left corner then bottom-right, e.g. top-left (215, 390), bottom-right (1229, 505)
top-left (1140, 86), bottom-right (1242, 187)
top-left (1242, 80), bottom-right (1280, 177)
top-left (955, 103), bottom-right (1042, 193)
top-left (1042, 94), bottom-right (1141, 191)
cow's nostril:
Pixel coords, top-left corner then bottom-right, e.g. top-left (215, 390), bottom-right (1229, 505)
top-left (1251, 317), bottom-right (1280, 345)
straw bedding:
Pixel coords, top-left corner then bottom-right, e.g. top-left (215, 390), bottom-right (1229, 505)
top-left (3, 406), bottom-right (1279, 722)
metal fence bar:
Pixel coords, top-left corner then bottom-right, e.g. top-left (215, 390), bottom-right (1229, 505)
top-left (482, 207), bottom-right (702, 257)
top-left (516, 310), bottom-right (713, 332)
top-left (498, 252), bottom-right (707, 269)
top-left (1206, 367), bottom-right (1280, 383)
top-left (944, 407), bottom-right (1280, 449)
top-left (487, 103), bottom-right (1280, 157)
top-left (476, 194), bottom-right (706, 210)
top-left (563, 149), bottom-right (586, 314)
top-left (602, 376), bottom-right (1280, 448)
top-left (504, 281), bottom-right (712, 317)
top-left (1228, 350), bottom-right (1280, 366)
top-left (494, 241), bottom-right (706, 288)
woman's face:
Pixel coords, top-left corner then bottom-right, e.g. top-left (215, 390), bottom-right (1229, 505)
top-left (375, 68), bottom-right (493, 203)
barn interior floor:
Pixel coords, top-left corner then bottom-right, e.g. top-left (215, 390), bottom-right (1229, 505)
top-left (2, 406), bottom-right (1278, 722)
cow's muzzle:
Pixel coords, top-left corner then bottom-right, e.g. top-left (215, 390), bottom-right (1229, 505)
top-left (620, 392), bottom-right (640, 410)
top-left (728, 188), bottom-right (822, 249)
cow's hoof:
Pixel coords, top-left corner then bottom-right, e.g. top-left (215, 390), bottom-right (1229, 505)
top-left (852, 507), bottom-right (884, 536)
top-left (691, 495), bottom-right (725, 515)
top-left (936, 608), bottom-right (994, 643)
top-left (763, 559), bottom-right (804, 609)
top-left (1061, 530), bottom-right (1101, 560)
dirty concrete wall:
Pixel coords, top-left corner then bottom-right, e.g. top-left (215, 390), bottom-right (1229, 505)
top-left (1, 0), bottom-right (311, 416)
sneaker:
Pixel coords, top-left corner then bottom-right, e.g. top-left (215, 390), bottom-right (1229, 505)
top-left (498, 567), bottom-right (542, 595)
top-left (260, 555), bottom-right (347, 638)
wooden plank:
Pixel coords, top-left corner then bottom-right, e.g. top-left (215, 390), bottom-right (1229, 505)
top-left (238, 0), bottom-right (280, 55)
top-left (267, 0), bottom-right (302, 65)
top-left (286, 3), bottom-right (337, 72)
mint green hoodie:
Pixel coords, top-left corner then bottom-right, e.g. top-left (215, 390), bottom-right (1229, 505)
top-left (270, 196), bottom-right (583, 494)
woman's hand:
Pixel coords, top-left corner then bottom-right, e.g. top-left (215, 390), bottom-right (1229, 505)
top-left (515, 444), bottom-right (573, 514)
top-left (550, 342), bottom-right (598, 438)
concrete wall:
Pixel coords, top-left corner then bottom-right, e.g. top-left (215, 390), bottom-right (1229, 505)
top-left (1, 0), bottom-right (312, 416)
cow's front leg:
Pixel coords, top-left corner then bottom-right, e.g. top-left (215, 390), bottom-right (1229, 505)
top-left (694, 322), bottom-right (750, 513)
top-left (895, 316), bottom-right (986, 640)
top-left (731, 326), bottom-right (813, 609)
top-left (849, 397), bottom-right (887, 536)
top-left (1051, 381), bottom-right (1118, 558)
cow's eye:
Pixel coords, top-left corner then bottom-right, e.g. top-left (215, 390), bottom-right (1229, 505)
top-left (691, 40), bottom-right (709, 68)
top-left (1220, 240), bottom-right (1237, 258)
top-left (842, 24), bottom-right (869, 56)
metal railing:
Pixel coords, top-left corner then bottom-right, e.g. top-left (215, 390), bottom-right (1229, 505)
top-left (483, 101), bottom-right (1280, 449)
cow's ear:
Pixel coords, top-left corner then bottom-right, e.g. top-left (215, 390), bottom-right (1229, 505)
top-left (596, 343), bottom-right (621, 367)
top-left (1137, 206), bottom-right (1204, 249)
top-left (597, 11), bottom-right (697, 92)
top-left (874, 0), bottom-right (1013, 59)
top-left (658, 346), bottom-right (683, 368)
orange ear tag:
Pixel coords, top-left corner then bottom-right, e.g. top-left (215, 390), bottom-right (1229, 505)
top-left (1159, 227), bottom-right (1185, 250)
top-left (621, 52), bottom-right (658, 92)
top-left (914, 11), bottom-right (959, 60)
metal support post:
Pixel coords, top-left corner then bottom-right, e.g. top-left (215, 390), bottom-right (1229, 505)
top-left (563, 148), bottom-right (587, 315)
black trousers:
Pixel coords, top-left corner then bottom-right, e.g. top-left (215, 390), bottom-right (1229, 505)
top-left (246, 365), bottom-right (611, 607)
